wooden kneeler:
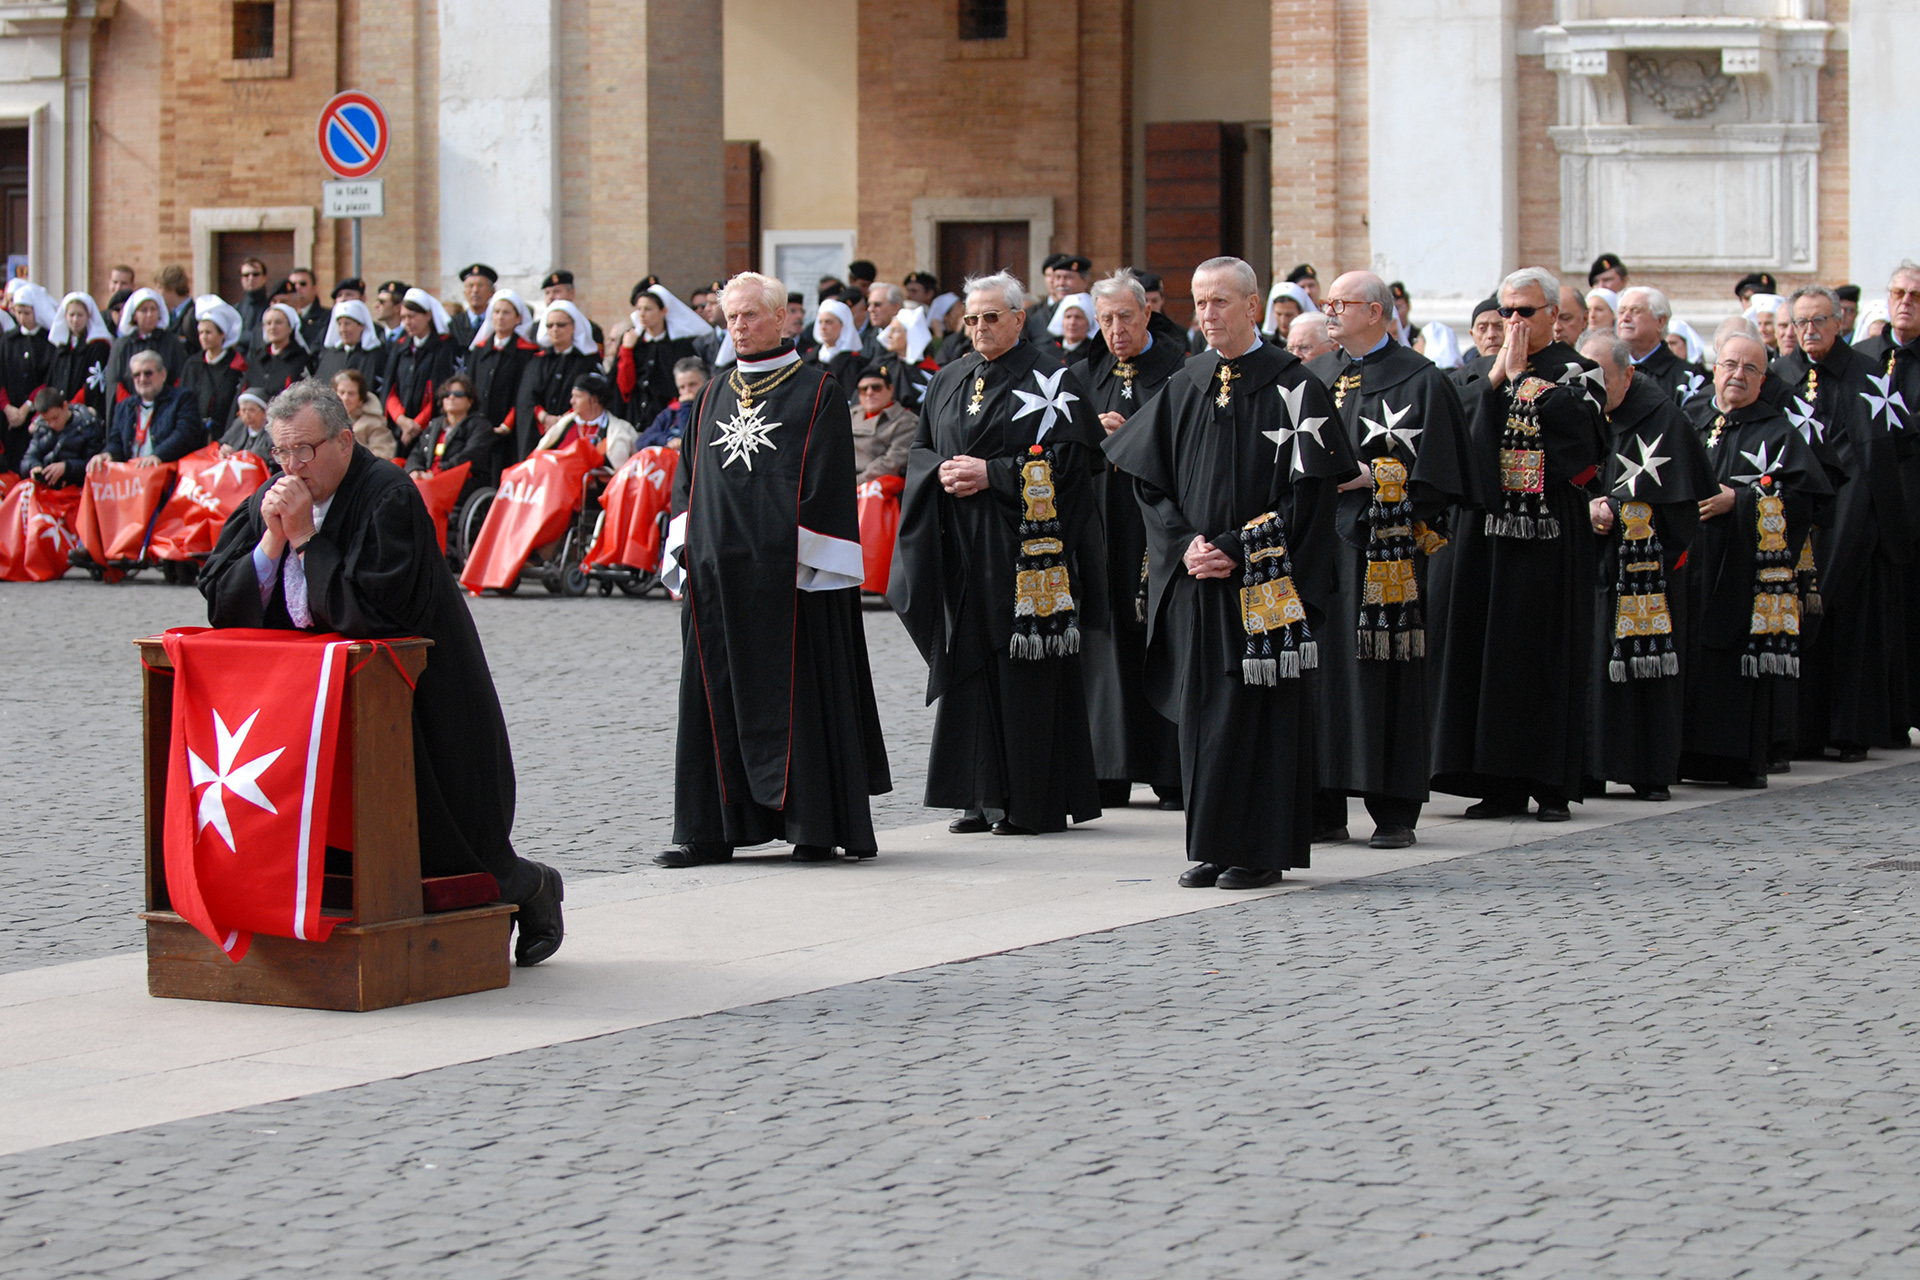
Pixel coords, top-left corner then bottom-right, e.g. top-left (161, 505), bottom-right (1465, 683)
top-left (136, 635), bottom-right (517, 1011)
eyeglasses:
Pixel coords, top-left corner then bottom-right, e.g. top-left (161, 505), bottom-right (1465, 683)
top-left (131, 367), bottom-right (164, 378)
top-left (444, 389), bottom-right (470, 399)
top-left (1788, 315), bottom-right (1835, 329)
top-left (856, 383), bottom-right (889, 394)
top-left (1319, 299), bottom-right (1373, 316)
top-left (1497, 305), bottom-right (1547, 319)
top-left (1890, 288), bottom-right (1920, 304)
top-left (270, 441), bottom-right (329, 466)
top-left (962, 311), bottom-right (1008, 327)
top-left (1715, 359), bottom-right (1765, 377)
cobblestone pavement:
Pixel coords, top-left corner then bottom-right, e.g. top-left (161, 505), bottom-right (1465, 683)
top-left (3, 754), bottom-right (1917, 1277)
top-left (0, 579), bottom-right (935, 974)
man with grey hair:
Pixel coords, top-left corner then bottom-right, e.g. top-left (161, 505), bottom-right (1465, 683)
top-left (1616, 286), bottom-right (1697, 406)
top-left (1105, 255), bottom-right (1358, 889)
top-left (1287, 312), bottom-right (1336, 363)
top-left (1430, 265), bottom-right (1607, 822)
top-left (198, 378), bottom-right (567, 967)
top-left (891, 269), bottom-right (1106, 836)
top-left (862, 282), bottom-right (905, 362)
top-left (1579, 329), bottom-right (1714, 800)
top-left (1080, 267), bottom-right (1191, 811)
top-left (1776, 282), bottom-right (1912, 759)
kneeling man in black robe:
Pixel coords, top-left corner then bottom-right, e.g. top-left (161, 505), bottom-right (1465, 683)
top-left (199, 378), bottom-right (564, 966)
top-left (1105, 256), bottom-right (1358, 889)
top-left (655, 272), bottom-right (890, 866)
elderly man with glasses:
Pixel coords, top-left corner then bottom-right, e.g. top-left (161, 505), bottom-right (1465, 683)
top-left (92, 350), bottom-right (199, 470)
top-left (197, 377), bottom-right (567, 967)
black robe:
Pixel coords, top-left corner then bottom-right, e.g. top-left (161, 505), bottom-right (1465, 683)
top-left (668, 349), bottom-right (890, 851)
top-left (0, 327), bottom-right (51, 411)
top-left (619, 334), bottom-right (694, 428)
top-left (313, 343), bottom-right (388, 398)
top-left (513, 347), bottom-right (597, 462)
top-left (889, 338), bottom-right (1106, 831)
top-left (179, 349), bottom-right (248, 444)
top-left (1857, 329), bottom-right (1920, 731)
top-left (466, 334), bottom-right (539, 463)
top-left (1776, 340), bottom-right (1913, 751)
top-left (243, 342), bottom-right (314, 402)
top-left (1587, 373), bottom-right (1715, 789)
top-left (382, 332), bottom-right (459, 443)
top-left (199, 445), bottom-right (521, 882)
top-left (1304, 338), bottom-right (1473, 812)
top-left (1078, 312), bottom-right (1190, 795)
top-left (1632, 341), bottom-right (1708, 408)
top-left (1679, 400), bottom-right (1833, 781)
top-left (46, 337), bottom-right (112, 418)
top-left (103, 328), bottom-right (187, 398)
top-left (1104, 339), bottom-right (1359, 870)
top-left (1429, 341), bottom-right (1608, 803)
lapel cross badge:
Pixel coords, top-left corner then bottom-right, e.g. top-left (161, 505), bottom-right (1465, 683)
top-left (1113, 360), bottom-right (1137, 401)
top-left (1215, 362), bottom-right (1237, 409)
top-left (967, 374), bottom-right (986, 417)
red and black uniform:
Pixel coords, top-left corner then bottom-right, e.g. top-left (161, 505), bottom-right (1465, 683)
top-left (180, 347), bottom-right (250, 445)
top-left (381, 331), bottom-right (459, 441)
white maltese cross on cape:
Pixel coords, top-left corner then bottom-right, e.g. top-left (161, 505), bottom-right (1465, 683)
top-left (1010, 367), bottom-right (1079, 441)
top-left (1731, 441), bottom-right (1786, 486)
top-left (1559, 360), bottom-right (1607, 409)
top-left (1860, 372), bottom-right (1909, 430)
top-left (712, 401), bottom-right (781, 470)
top-left (1263, 382), bottom-right (1328, 475)
top-left (1361, 401), bottom-right (1421, 454)
top-left (1612, 433), bottom-right (1671, 498)
top-left (187, 708), bottom-right (283, 853)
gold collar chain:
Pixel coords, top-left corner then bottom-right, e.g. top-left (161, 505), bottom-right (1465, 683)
top-left (730, 359), bottom-right (803, 410)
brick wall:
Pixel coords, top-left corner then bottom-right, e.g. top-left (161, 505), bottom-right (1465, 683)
top-left (89, 0), bottom-right (165, 294)
top-left (1270, 0), bottom-right (1340, 276)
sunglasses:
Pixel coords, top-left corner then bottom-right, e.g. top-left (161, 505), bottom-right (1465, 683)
top-left (962, 311), bottom-right (1009, 327)
top-left (1497, 305), bottom-right (1547, 319)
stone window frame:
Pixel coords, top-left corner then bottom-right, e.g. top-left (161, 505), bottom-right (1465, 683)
top-left (189, 206), bottom-right (316, 303)
top-left (950, 0), bottom-right (1026, 61)
top-left (910, 197), bottom-right (1056, 295)
top-left (222, 0), bottom-right (292, 81)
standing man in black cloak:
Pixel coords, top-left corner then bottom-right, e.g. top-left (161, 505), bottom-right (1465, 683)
top-left (1104, 256), bottom-right (1358, 889)
top-left (1430, 267), bottom-right (1608, 822)
top-left (1776, 284), bottom-right (1912, 758)
top-left (1579, 330), bottom-right (1714, 801)
top-left (1304, 271), bottom-right (1473, 849)
top-left (197, 378), bottom-right (565, 966)
top-left (1679, 334), bottom-right (1833, 787)
top-left (889, 270), bottom-right (1106, 836)
top-left (1080, 267), bottom-right (1190, 810)
top-left (653, 272), bottom-right (890, 868)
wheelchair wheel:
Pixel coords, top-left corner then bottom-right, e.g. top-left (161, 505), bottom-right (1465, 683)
top-left (614, 572), bottom-right (653, 598)
top-left (451, 487), bottom-right (496, 569)
top-left (556, 528), bottom-right (590, 598)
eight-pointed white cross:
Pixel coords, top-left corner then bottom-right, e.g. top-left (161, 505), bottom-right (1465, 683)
top-left (711, 401), bottom-right (781, 470)
top-left (1263, 382), bottom-right (1328, 475)
top-left (1010, 367), bottom-right (1079, 441)
top-left (1785, 396), bottom-right (1825, 444)
top-left (187, 708), bottom-right (284, 853)
top-left (1860, 372), bottom-right (1910, 429)
top-left (1612, 433), bottom-right (1671, 498)
top-left (1360, 400), bottom-right (1421, 454)
top-left (1731, 441), bottom-right (1785, 486)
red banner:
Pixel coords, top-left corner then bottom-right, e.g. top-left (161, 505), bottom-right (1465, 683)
top-left (0, 482), bottom-right (81, 581)
top-left (77, 460), bottom-right (174, 564)
top-left (148, 446), bottom-right (272, 561)
top-left (857, 473), bottom-right (905, 593)
top-left (160, 627), bottom-right (354, 962)
top-left (410, 461), bottom-right (471, 553)
top-left (586, 445), bottom-right (678, 571)
top-left (458, 438), bottom-right (601, 594)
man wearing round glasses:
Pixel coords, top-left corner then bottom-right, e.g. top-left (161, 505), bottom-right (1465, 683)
top-left (90, 349), bottom-right (198, 472)
top-left (198, 377), bottom-right (567, 967)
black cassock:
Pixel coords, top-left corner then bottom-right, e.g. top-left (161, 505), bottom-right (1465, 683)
top-left (1775, 341), bottom-right (1913, 751)
top-left (1078, 311), bottom-right (1190, 801)
top-left (666, 349), bottom-right (890, 852)
top-left (513, 348), bottom-right (598, 461)
top-left (47, 336), bottom-right (112, 418)
top-left (199, 445), bottom-right (523, 884)
top-left (1430, 342), bottom-right (1607, 805)
top-left (1678, 400), bottom-right (1832, 782)
top-left (1633, 342), bottom-right (1709, 409)
top-left (1855, 330), bottom-right (1920, 733)
top-left (889, 338), bottom-right (1106, 832)
top-left (1587, 372), bottom-right (1714, 791)
top-left (1305, 338), bottom-right (1473, 826)
top-left (1105, 340), bottom-right (1357, 871)
top-left (179, 349), bottom-right (248, 442)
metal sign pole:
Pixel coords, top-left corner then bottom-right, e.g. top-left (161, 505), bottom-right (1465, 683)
top-left (352, 217), bottom-right (363, 280)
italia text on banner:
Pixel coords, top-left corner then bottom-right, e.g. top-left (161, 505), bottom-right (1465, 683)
top-left (78, 459), bottom-right (175, 564)
top-left (458, 437), bottom-right (602, 593)
top-left (587, 445), bottom-right (678, 572)
top-left (160, 627), bottom-right (353, 962)
top-left (0, 481), bottom-right (81, 581)
top-left (148, 446), bottom-right (271, 561)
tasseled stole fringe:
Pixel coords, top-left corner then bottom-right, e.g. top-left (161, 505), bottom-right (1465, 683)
top-left (1238, 510), bottom-right (1316, 685)
top-left (1135, 549), bottom-right (1150, 624)
top-left (1607, 500), bottom-right (1678, 683)
top-left (1356, 456), bottom-right (1440, 662)
top-left (1010, 448), bottom-right (1080, 660)
top-left (1488, 375), bottom-right (1561, 540)
top-left (1742, 481), bottom-right (1801, 679)
top-left (1796, 537), bottom-right (1823, 616)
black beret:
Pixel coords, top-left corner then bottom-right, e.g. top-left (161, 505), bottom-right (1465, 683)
top-left (1471, 296), bottom-right (1502, 322)
top-left (269, 277), bottom-right (296, 296)
top-left (1587, 252), bottom-right (1626, 285)
top-left (458, 263), bottom-right (498, 283)
top-left (1286, 263), bottom-right (1318, 283)
top-left (1388, 281), bottom-right (1409, 300)
top-left (107, 288), bottom-right (133, 312)
top-left (541, 269), bottom-right (574, 290)
top-left (787, 292), bottom-right (805, 305)
top-left (378, 280), bottom-right (409, 297)
top-left (856, 362), bottom-right (893, 386)
top-left (1135, 271), bottom-right (1163, 293)
top-left (572, 370), bottom-right (614, 402)
top-left (1041, 253), bottom-right (1067, 272)
top-left (629, 275), bottom-right (662, 306)
top-left (330, 277), bottom-right (366, 298)
top-left (848, 260), bottom-right (877, 280)
top-left (1836, 284), bottom-right (1861, 303)
top-left (1058, 254), bottom-right (1092, 274)
top-left (1734, 271), bottom-right (1777, 298)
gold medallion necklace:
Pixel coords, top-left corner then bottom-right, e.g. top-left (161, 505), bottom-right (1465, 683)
top-left (730, 358), bottom-right (803, 409)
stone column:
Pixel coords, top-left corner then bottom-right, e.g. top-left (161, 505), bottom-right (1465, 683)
top-left (1849, 0), bottom-right (1920, 293)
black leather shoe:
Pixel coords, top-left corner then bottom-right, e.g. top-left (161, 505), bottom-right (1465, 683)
top-left (1767, 758), bottom-right (1792, 774)
top-left (949, 815), bottom-right (991, 834)
top-left (1730, 773), bottom-right (1769, 789)
top-left (1312, 825), bottom-right (1350, 843)
top-left (1217, 866), bottom-right (1284, 890)
top-left (1463, 798), bottom-right (1526, 819)
top-left (1836, 746), bottom-right (1869, 764)
top-left (991, 819), bottom-right (1037, 836)
top-left (653, 844), bottom-right (733, 868)
top-left (843, 849), bottom-right (877, 861)
top-left (1154, 790), bottom-right (1183, 811)
top-left (792, 845), bottom-right (835, 862)
top-left (1536, 802), bottom-right (1572, 822)
top-left (1178, 861), bottom-right (1226, 888)
top-left (513, 863), bottom-right (564, 967)
top-left (1634, 787), bottom-right (1671, 802)
top-left (1368, 825), bottom-right (1417, 849)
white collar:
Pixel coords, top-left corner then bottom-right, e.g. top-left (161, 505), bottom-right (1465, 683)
top-left (737, 348), bottom-right (801, 374)
top-left (312, 493), bottom-right (335, 532)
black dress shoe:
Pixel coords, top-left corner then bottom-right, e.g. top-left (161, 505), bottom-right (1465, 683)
top-left (1634, 786), bottom-right (1671, 802)
top-left (1368, 825), bottom-right (1417, 849)
top-left (1178, 861), bottom-right (1226, 888)
top-left (843, 849), bottom-right (877, 861)
top-left (1767, 758), bottom-right (1791, 775)
top-left (1535, 802), bottom-right (1571, 822)
top-left (1217, 866), bottom-right (1284, 890)
top-left (1312, 825), bottom-right (1349, 843)
top-left (991, 819), bottom-right (1037, 836)
top-left (513, 863), bottom-right (564, 967)
top-left (1154, 793), bottom-right (1183, 811)
top-left (948, 815), bottom-right (991, 834)
top-left (653, 844), bottom-right (734, 868)
top-left (1463, 798), bottom-right (1526, 819)
top-left (1836, 746), bottom-right (1869, 763)
top-left (792, 845), bottom-right (835, 862)
top-left (1730, 773), bottom-right (1769, 789)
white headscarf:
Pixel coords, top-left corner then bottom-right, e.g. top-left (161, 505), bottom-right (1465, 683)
top-left (8, 282), bottom-right (57, 332)
top-left (1668, 317), bottom-right (1707, 364)
top-left (812, 298), bottom-right (860, 360)
top-left (1585, 287), bottom-right (1620, 325)
top-left (928, 292), bottom-right (961, 335)
top-left (1742, 293), bottom-right (1786, 325)
top-left (538, 299), bottom-right (596, 356)
top-left (117, 287), bottom-right (169, 337)
top-left (1419, 321), bottom-right (1463, 370)
top-left (266, 301), bottom-right (310, 352)
top-left (1852, 299), bottom-right (1890, 348)
top-left (1261, 280), bottom-right (1318, 336)
top-left (640, 284), bottom-right (714, 341)
top-left (50, 291), bottom-right (110, 345)
top-left (474, 289), bottom-right (536, 350)
top-left (1048, 292), bottom-right (1097, 343)
top-left (402, 287), bottom-right (452, 337)
top-left (322, 298), bottom-right (382, 351)
top-left (893, 304), bottom-right (933, 364)
top-left (193, 295), bottom-right (244, 351)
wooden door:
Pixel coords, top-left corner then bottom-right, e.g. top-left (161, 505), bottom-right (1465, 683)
top-left (215, 230), bottom-right (295, 301)
top-left (0, 128), bottom-right (28, 276)
top-left (724, 142), bottom-right (762, 276)
top-left (1144, 122), bottom-right (1246, 326)
top-left (938, 221), bottom-right (1030, 295)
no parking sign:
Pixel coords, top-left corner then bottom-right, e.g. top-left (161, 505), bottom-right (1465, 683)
top-left (315, 91), bottom-right (389, 180)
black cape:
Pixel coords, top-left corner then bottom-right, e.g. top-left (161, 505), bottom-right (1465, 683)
top-left (179, 349), bottom-right (248, 443)
top-left (383, 332), bottom-right (458, 436)
top-left (199, 444), bottom-right (522, 882)
top-left (889, 338), bottom-right (1106, 831)
top-left (466, 335), bottom-right (539, 465)
top-left (1430, 341), bottom-right (1608, 801)
top-left (1587, 373), bottom-right (1715, 789)
top-left (1632, 341), bottom-right (1709, 408)
top-left (1857, 329), bottom-right (1920, 732)
top-left (47, 337), bottom-right (112, 417)
top-left (670, 351), bottom-right (890, 851)
top-left (513, 347), bottom-right (597, 461)
top-left (313, 343), bottom-right (388, 398)
top-left (104, 328), bottom-right (186, 399)
top-left (1104, 338), bottom-right (1358, 869)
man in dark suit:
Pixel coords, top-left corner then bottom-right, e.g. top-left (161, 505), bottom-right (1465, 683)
top-left (94, 350), bottom-right (202, 464)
